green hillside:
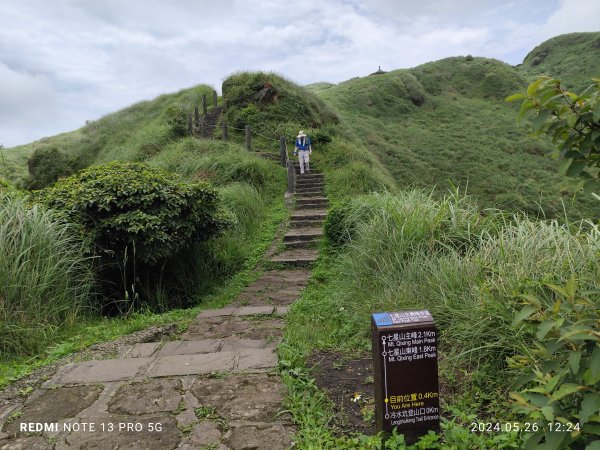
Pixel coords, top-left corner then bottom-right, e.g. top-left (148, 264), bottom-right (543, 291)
top-left (2, 33), bottom-right (600, 448)
top-left (520, 31), bottom-right (600, 92)
top-left (315, 50), bottom-right (599, 220)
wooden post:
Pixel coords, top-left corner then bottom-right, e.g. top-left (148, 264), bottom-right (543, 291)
top-left (202, 94), bottom-right (207, 115)
top-left (194, 106), bottom-right (199, 127)
top-left (213, 90), bottom-right (218, 107)
top-left (245, 125), bottom-right (251, 151)
top-left (222, 122), bottom-right (228, 141)
top-left (280, 136), bottom-right (286, 167)
top-left (187, 114), bottom-right (193, 136)
top-left (201, 118), bottom-right (207, 138)
top-left (287, 161), bottom-right (295, 194)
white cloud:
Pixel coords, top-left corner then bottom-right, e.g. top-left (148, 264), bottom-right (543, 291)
top-left (0, 62), bottom-right (56, 131)
top-left (544, 0), bottom-right (600, 35)
top-left (0, 0), bottom-right (597, 147)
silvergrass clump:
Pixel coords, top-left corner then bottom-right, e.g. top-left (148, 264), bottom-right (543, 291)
top-left (0, 194), bottom-right (93, 357)
top-left (329, 191), bottom-right (599, 385)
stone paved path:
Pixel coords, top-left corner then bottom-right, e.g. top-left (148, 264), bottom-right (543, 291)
top-left (0, 165), bottom-right (327, 449)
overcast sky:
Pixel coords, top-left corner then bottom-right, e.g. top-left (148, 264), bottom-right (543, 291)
top-left (1, 0), bottom-right (599, 148)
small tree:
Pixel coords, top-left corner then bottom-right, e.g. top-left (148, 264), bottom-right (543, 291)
top-left (37, 162), bottom-right (229, 310)
top-left (507, 77), bottom-right (600, 195)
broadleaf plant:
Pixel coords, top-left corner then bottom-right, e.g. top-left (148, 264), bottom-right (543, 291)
top-left (508, 277), bottom-right (600, 449)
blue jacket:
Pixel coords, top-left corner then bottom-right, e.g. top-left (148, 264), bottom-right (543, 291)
top-left (295, 137), bottom-right (311, 151)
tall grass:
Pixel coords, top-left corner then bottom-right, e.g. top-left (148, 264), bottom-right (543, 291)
top-left (288, 190), bottom-right (600, 398)
top-left (0, 194), bottom-right (94, 357)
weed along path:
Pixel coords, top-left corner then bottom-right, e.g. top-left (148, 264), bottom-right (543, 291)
top-left (0, 164), bottom-right (328, 449)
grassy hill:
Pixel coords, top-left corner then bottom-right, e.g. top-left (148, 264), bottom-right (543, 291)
top-left (2, 33), bottom-right (600, 448)
top-left (313, 36), bottom-right (600, 221)
top-left (520, 32), bottom-right (600, 92)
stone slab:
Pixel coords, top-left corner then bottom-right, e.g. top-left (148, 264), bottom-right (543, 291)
top-left (181, 317), bottom-right (285, 341)
top-left (44, 358), bottom-right (153, 385)
top-left (126, 342), bottom-right (161, 358)
top-left (191, 374), bottom-right (284, 422)
top-left (147, 352), bottom-right (235, 377)
top-left (234, 306), bottom-right (275, 316)
top-left (157, 339), bottom-right (221, 357)
top-left (275, 306), bottom-right (290, 315)
top-left (108, 379), bottom-right (182, 415)
top-left (227, 423), bottom-right (295, 450)
top-left (198, 307), bottom-right (236, 319)
top-left (235, 349), bottom-right (278, 371)
top-left (2, 385), bottom-right (103, 437)
top-left (61, 416), bottom-right (179, 450)
top-left (270, 249), bottom-right (318, 266)
top-left (220, 339), bottom-right (277, 352)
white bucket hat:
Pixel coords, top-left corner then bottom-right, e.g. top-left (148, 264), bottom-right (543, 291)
top-left (297, 130), bottom-right (307, 138)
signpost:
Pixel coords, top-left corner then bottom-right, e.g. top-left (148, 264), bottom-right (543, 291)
top-left (371, 310), bottom-right (440, 441)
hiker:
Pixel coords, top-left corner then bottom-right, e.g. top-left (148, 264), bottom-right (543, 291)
top-left (294, 130), bottom-right (312, 174)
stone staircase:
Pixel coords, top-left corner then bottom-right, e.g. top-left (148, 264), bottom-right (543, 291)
top-left (203, 106), bottom-right (223, 138)
top-left (0, 158), bottom-right (329, 450)
top-left (270, 168), bottom-right (328, 267)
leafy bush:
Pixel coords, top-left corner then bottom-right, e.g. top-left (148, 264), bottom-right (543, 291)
top-left (164, 104), bottom-right (189, 138)
top-left (508, 77), bottom-right (600, 195)
top-left (26, 147), bottom-right (77, 189)
top-left (0, 177), bottom-right (15, 193)
top-left (509, 278), bottom-right (600, 449)
top-left (37, 162), bottom-right (227, 266)
top-left (0, 194), bottom-right (93, 356)
top-left (222, 71), bottom-right (339, 133)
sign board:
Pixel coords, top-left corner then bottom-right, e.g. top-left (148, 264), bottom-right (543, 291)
top-left (371, 310), bottom-right (440, 438)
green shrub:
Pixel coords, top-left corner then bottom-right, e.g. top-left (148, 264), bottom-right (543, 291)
top-left (0, 177), bottom-right (15, 193)
top-left (26, 147), bottom-right (77, 189)
top-left (509, 278), bottom-right (600, 449)
top-left (0, 194), bottom-right (93, 357)
top-left (37, 161), bottom-right (227, 266)
top-left (164, 104), bottom-right (189, 138)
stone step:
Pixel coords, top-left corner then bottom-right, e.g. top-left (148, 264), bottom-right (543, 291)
top-left (295, 183), bottom-right (324, 190)
top-left (290, 219), bottom-right (323, 228)
top-left (295, 186), bottom-right (324, 192)
top-left (296, 180), bottom-right (324, 186)
top-left (291, 209), bottom-right (328, 220)
top-left (283, 227), bottom-right (323, 242)
top-left (295, 190), bottom-right (325, 197)
top-left (284, 239), bottom-right (319, 249)
top-left (296, 203), bottom-right (328, 210)
top-left (270, 249), bottom-right (318, 267)
top-left (296, 197), bottom-right (328, 204)
top-left (295, 199), bottom-right (329, 210)
top-left (295, 173), bottom-right (323, 179)
top-left (197, 305), bottom-right (288, 318)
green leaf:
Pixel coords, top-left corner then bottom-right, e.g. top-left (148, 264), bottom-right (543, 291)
top-left (528, 77), bottom-right (547, 96)
top-left (513, 305), bottom-right (539, 326)
top-left (540, 430), bottom-right (568, 450)
top-left (506, 93), bottom-right (526, 102)
top-left (566, 159), bottom-right (587, 177)
top-left (565, 276), bottom-right (577, 299)
top-left (546, 373), bottom-right (562, 392)
top-left (532, 109), bottom-right (551, 132)
top-left (569, 350), bottom-right (582, 375)
top-left (558, 157), bottom-right (573, 174)
top-left (583, 179), bottom-right (597, 195)
top-left (592, 346), bottom-right (600, 379)
top-left (586, 441), bottom-right (600, 450)
top-left (537, 320), bottom-right (556, 340)
top-left (593, 101), bottom-right (600, 122)
top-left (580, 393), bottom-right (600, 426)
top-left (549, 383), bottom-right (584, 402)
top-left (541, 405), bottom-right (554, 422)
